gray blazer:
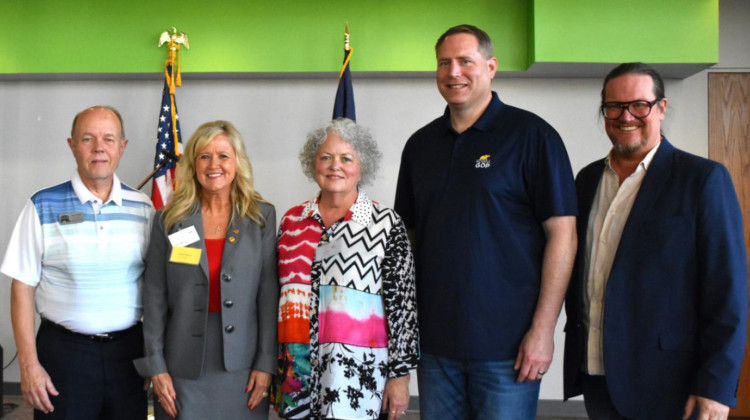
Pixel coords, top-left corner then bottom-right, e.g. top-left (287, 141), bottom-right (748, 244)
top-left (134, 202), bottom-right (278, 380)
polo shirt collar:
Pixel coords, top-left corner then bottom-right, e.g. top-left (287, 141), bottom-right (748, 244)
top-left (442, 91), bottom-right (503, 133)
top-left (71, 171), bottom-right (123, 206)
top-left (301, 190), bottom-right (372, 227)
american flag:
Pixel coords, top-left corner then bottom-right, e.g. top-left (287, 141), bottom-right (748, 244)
top-left (151, 65), bottom-right (183, 210)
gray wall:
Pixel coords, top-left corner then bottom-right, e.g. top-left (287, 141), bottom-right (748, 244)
top-left (1, 0), bottom-right (749, 400)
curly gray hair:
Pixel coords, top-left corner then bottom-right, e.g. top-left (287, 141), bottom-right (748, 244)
top-left (299, 118), bottom-right (382, 186)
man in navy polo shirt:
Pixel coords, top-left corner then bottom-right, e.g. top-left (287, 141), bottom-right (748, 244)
top-left (395, 24), bottom-right (577, 419)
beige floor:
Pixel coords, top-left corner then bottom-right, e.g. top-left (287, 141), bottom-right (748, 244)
top-left (4, 394), bottom-right (620, 419)
top-left (1, 395), bottom-right (421, 420)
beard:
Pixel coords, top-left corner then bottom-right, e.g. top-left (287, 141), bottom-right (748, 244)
top-left (612, 139), bottom-right (648, 155)
top-left (610, 132), bottom-right (662, 156)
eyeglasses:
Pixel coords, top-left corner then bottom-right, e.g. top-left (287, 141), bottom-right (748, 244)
top-left (601, 99), bottom-right (662, 120)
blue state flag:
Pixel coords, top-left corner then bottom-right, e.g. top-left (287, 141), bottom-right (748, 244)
top-left (333, 48), bottom-right (355, 121)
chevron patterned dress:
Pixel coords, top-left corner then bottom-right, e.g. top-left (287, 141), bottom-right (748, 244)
top-left (273, 191), bottom-right (419, 419)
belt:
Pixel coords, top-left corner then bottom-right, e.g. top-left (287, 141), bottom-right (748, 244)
top-left (41, 319), bottom-right (141, 342)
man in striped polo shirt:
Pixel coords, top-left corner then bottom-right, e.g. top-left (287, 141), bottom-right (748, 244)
top-left (2, 106), bottom-right (154, 419)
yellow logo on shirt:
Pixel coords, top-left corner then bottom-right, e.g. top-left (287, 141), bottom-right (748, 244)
top-left (475, 154), bottom-right (491, 169)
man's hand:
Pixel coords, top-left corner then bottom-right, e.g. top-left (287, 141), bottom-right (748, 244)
top-left (512, 215), bottom-right (574, 383)
top-left (514, 326), bottom-right (553, 382)
top-left (12, 280), bottom-right (58, 413)
top-left (683, 395), bottom-right (730, 420)
top-left (20, 360), bottom-right (58, 413)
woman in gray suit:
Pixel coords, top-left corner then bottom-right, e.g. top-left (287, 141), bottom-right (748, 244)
top-left (135, 120), bottom-right (278, 419)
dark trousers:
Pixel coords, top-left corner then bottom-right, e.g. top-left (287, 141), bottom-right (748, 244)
top-left (35, 321), bottom-right (147, 420)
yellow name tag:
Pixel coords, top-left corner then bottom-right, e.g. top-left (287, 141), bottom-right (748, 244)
top-left (170, 246), bottom-right (202, 265)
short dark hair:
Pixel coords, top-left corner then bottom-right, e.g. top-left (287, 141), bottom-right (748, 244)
top-left (601, 62), bottom-right (665, 106)
top-left (70, 105), bottom-right (125, 139)
top-left (435, 24), bottom-right (494, 59)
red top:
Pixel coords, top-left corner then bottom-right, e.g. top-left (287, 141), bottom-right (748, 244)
top-left (205, 238), bottom-right (225, 313)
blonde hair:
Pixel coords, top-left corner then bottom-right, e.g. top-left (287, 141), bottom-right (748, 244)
top-left (162, 120), bottom-right (267, 232)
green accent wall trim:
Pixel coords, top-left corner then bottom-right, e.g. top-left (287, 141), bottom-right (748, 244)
top-left (1, 0), bottom-right (717, 77)
top-left (530, 0), bottom-right (719, 66)
top-left (0, 0), bottom-right (526, 74)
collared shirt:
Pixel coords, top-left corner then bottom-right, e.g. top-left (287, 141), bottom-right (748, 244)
top-left (583, 142), bottom-right (661, 374)
top-left (394, 91), bottom-right (577, 360)
top-left (275, 190), bottom-right (419, 419)
top-left (1, 172), bottom-right (154, 334)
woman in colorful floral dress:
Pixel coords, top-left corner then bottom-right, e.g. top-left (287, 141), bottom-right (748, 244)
top-left (273, 119), bottom-right (419, 420)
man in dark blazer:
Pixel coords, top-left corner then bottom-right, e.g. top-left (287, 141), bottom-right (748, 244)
top-left (563, 62), bottom-right (748, 420)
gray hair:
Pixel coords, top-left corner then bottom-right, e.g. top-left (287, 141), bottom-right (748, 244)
top-left (300, 118), bottom-right (382, 186)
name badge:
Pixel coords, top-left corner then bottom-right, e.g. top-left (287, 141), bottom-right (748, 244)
top-left (315, 238), bottom-right (344, 261)
top-left (170, 246), bottom-right (202, 265)
top-left (168, 226), bottom-right (200, 247)
top-left (59, 212), bottom-right (84, 225)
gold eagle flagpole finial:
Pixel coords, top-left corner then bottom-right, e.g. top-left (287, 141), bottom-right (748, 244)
top-left (158, 27), bottom-right (189, 93)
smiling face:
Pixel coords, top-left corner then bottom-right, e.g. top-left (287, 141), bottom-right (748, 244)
top-left (67, 107), bottom-right (127, 192)
top-left (436, 33), bottom-right (497, 112)
top-left (314, 133), bottom-right (362, 200)
top-left (194, 134), bottom-right (237, 197)
top-left (604, 74), bottom-right (666, 158)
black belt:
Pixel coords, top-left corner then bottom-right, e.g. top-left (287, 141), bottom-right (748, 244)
top-left (41, 319), bottom-right (141, 342)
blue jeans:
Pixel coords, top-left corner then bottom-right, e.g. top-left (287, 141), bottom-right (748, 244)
top-left (417, 352), bottom-right (540, 420)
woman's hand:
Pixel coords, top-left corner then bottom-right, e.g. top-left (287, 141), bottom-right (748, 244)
top-left (245, 370), bottom-right (272, 410)
top-left (152, 372), bottom-right (177, 419)
top-left (382, 374), bottom-right (410, 420)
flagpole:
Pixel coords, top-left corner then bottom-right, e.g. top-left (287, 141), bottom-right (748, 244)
top-left (339, 22), bottom-right (353, 79)
top-left (137, 160), bottom-right (170, 190)
top-left (159, 27), bottom-right (189, 158)
top-left (333, 22), bottom-right (356, 121)
top-left (143, 28), bottom-right (188, 210)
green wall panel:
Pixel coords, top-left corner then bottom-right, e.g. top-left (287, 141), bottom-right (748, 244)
top-left (0, 1), bottom-right (719, 75)
top-left (531, 0), bottom-right (718, 65)
top-left (0, 0), bottom-right (528, 74)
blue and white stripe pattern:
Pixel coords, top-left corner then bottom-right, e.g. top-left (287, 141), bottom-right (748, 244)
top-left (3, 174), bottom-right (153, 334)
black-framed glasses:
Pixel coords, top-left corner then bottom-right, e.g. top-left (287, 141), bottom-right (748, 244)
top-left (601, 99), bottom-right (662, 120)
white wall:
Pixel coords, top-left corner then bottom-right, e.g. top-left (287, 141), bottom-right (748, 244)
top-left (1, 0), bottom-right (748, 400)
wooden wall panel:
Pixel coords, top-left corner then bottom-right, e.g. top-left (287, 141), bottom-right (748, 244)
top-left (708, 72), bottom-right (750, 417)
